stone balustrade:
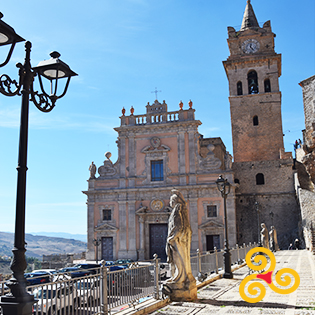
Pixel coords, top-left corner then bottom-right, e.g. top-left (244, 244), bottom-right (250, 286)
top-left (120, 108), bottom-right (195, 126)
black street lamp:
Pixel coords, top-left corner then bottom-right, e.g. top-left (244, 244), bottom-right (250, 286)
top-left (93, 238), bottom-right (101, 264)
top-left (0, 12), bottom-right (77, 315)
top-left (269, 211), bottom-right (274, 226)
top-left (255, 201), bottom-right (261, 246)
top-left (216, 175), bottom-right (233, 279)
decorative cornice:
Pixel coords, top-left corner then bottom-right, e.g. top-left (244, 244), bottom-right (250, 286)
top-left (199, 220), bottom-right (224, 230)
top-left (94, 222), bottom-right (118, 232)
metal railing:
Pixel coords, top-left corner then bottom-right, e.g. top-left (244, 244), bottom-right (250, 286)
top-left (0, 242), bottom-right (256, 314)
top-left (191, 243), bottom-right (256, 279)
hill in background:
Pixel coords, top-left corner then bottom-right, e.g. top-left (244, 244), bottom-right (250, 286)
top-left (0, 232), bottom-right (87, 259)
top-left (29, 232), bottom-right (87, 243)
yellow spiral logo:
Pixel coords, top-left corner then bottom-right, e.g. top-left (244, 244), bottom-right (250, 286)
top-left (239, 247), bottom-right (300, 303)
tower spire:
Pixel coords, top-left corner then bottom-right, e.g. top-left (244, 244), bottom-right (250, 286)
top-left (240, 0), bottom-right (259, 31)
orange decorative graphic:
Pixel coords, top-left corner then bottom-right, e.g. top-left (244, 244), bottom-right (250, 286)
top-left (239, 247), bottom-right (300, 303)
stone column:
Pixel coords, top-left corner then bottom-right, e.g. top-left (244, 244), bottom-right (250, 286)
top-left (189, 197), bottom-right (199, 252)
top-left (118, 134), bottom-right (126, 188)
top-left (138, 216), bottom-right (145, 260)
top-left (128, 134), bottom-right (136, 188)
top-left (188, 130), bottom-right (197, 185)
top-left (128, 195), bottom-right (137, 260)
top-left (178, 130), bottom-right (186, 185)
top-left (118, 200), bottom-right (128, 258)
top-left (86, 199), bottom-right (95, 261)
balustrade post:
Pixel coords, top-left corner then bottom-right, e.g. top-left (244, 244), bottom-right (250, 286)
top-left (100, 261), bottom-right (108, 315)
top-left (214, 246), bottom-right (219, 274)
top-left (236, 244), bottom-right (240, 264)
top-left (153, 254), bottom-right (160, 300)
top-left (197, 249), bottom-right (201, 274)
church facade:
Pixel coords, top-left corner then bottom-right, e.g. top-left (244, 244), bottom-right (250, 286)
top-left (84, 1), bottom-right (302, 261)
top-left (83, 101), bottom-right (236, 261)
top-left (223, 0), bottom-right (300, 248)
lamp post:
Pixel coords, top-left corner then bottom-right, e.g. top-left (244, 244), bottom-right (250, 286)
top-left (93, 238), bottom-right (101, 264)
top-left (255, 201), bottom-right (261, 246)
top-left (0, 13), bottom-right (77, 315)
top-left (269, 211), bottom-right (274, 226)
top-left (216, 175), bottom-right (233, 279)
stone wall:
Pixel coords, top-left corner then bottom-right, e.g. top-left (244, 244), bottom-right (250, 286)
top-left (233, 159), bottom-right (300, 249)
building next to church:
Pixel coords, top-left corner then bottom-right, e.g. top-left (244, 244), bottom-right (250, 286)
top-left (223, 0), bottom-right (300, 248)
top-left (83, 100), bottom-right (236, 261)
top-left (295, 75), bottom-right (315, 252)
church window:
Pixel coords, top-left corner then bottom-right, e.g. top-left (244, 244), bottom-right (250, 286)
top-left (103, 209), bottom-right (111, 221)
top-left (264, 79), bottom-right (271, 92)
top-left (253, 115), bottom-right (259, 126)
top-left (237, 81), bottom-right (243, 95)
top-left (207, 205), bottom-right (217, 217)
top-left (151, 160), bottom-right (163, 181)
top-left (248, 70), bottom-right (259, 94)
top-left (256, 173), bottom-right (265, 185)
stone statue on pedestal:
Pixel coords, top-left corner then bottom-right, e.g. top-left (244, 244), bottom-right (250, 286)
top-left (260, 223), bottom-right (269, 249)
top-left (89, 161), bottom-right (96, 179)
top-left (163, 189), bottom-right (197, 301)
top-left (269, 226), bottom-right (280, 251)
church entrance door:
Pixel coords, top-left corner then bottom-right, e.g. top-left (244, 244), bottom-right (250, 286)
top-left (206, 235), bottom-right (220, 251)
top-left (101, 237), bottom-right (113, 261)
top-left (149, 224), bottom-right (168, 262)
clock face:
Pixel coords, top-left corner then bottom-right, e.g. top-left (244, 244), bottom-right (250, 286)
top-left (242, 39), bottom-right (260, 54)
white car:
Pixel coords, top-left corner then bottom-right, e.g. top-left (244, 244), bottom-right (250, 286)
top-left (33, 283), bottom-right (79, 315)
top-left (76, 278), bottom-right (100, 306)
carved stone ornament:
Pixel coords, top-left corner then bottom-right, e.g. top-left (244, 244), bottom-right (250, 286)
top-left (141, 137), bottom-right (170, 153)
top-left (150, 137), bottom-right (161, 148)
top-left (199, 220), bottom-right (224, 230)
top-left (198, 144), bottom-right (222, 171)
top-left (150, 199), bottom-right (164, 211)
top-left (94, 222), bottom-right (118, 232)
top-left (98, 152), bottom-right (117, 177)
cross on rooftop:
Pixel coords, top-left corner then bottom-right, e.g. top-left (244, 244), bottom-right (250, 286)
top-left (151, 87), bottom-right (161, 100)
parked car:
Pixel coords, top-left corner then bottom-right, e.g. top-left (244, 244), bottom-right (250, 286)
top-left (57, 267), bottom-right (90, 279)
top-left (33, 283), bottom-right (79, 315)
top-left (114, 259), bottom-right (134, 268)
top-left (25, 271), bottom-right (53, 286)
top-left (76, 278), bottom-right (100, 306)
top-left (73, 263), bottom-right (100, 275)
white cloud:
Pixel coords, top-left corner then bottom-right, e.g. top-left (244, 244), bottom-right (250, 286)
top-left (0, 107), bottom-right (116, 134)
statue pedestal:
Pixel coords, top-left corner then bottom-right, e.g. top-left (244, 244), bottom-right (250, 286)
top-left (0, 294), bottom-right (36, 315)
top-left (163, 279), bottom-right (197, 302)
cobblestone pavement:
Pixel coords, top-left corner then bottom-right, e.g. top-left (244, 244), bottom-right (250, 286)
top-left (149, 250), bottom-right (315, 315)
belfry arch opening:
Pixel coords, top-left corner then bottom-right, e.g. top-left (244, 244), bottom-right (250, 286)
top-left (253, 115), bottom-right (259, 126)
top-left (237, 81), bottom-right (243, 95)
top-left (256, 173), bottom-right (265, 185)
top-left (264, 79), bottom-right (271, 93)
top-left (248, 70), bottom-right (259, 94)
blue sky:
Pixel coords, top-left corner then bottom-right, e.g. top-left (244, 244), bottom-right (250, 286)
top-left (0, 0), bottom-right (314, 236)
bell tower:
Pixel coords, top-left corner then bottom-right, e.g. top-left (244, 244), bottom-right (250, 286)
top-left (223, 0), bottom-right (284, 162)
top-left (223, 1), bottom-right (300, 248)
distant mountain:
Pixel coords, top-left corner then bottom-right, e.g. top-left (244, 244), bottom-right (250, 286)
top-left (0, 232), bottom-right (87, 259)
top-left (29, 232), bottom-right (87, 243)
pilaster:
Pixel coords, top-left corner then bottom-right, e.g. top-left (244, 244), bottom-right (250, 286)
top-left (127, 194), bottom-right (137, 260)
top-left (118, 200), bottom-right (128, 258)
top-left (178, 131), bottom-right (186, 185)
top-left (188, 197), bottom-right (199, 252)
top-left (86, 201), bottom-right (95, 261)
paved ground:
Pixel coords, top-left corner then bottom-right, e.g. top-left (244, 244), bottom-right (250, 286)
top-left (148, 250), bottom-right (315, 315)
